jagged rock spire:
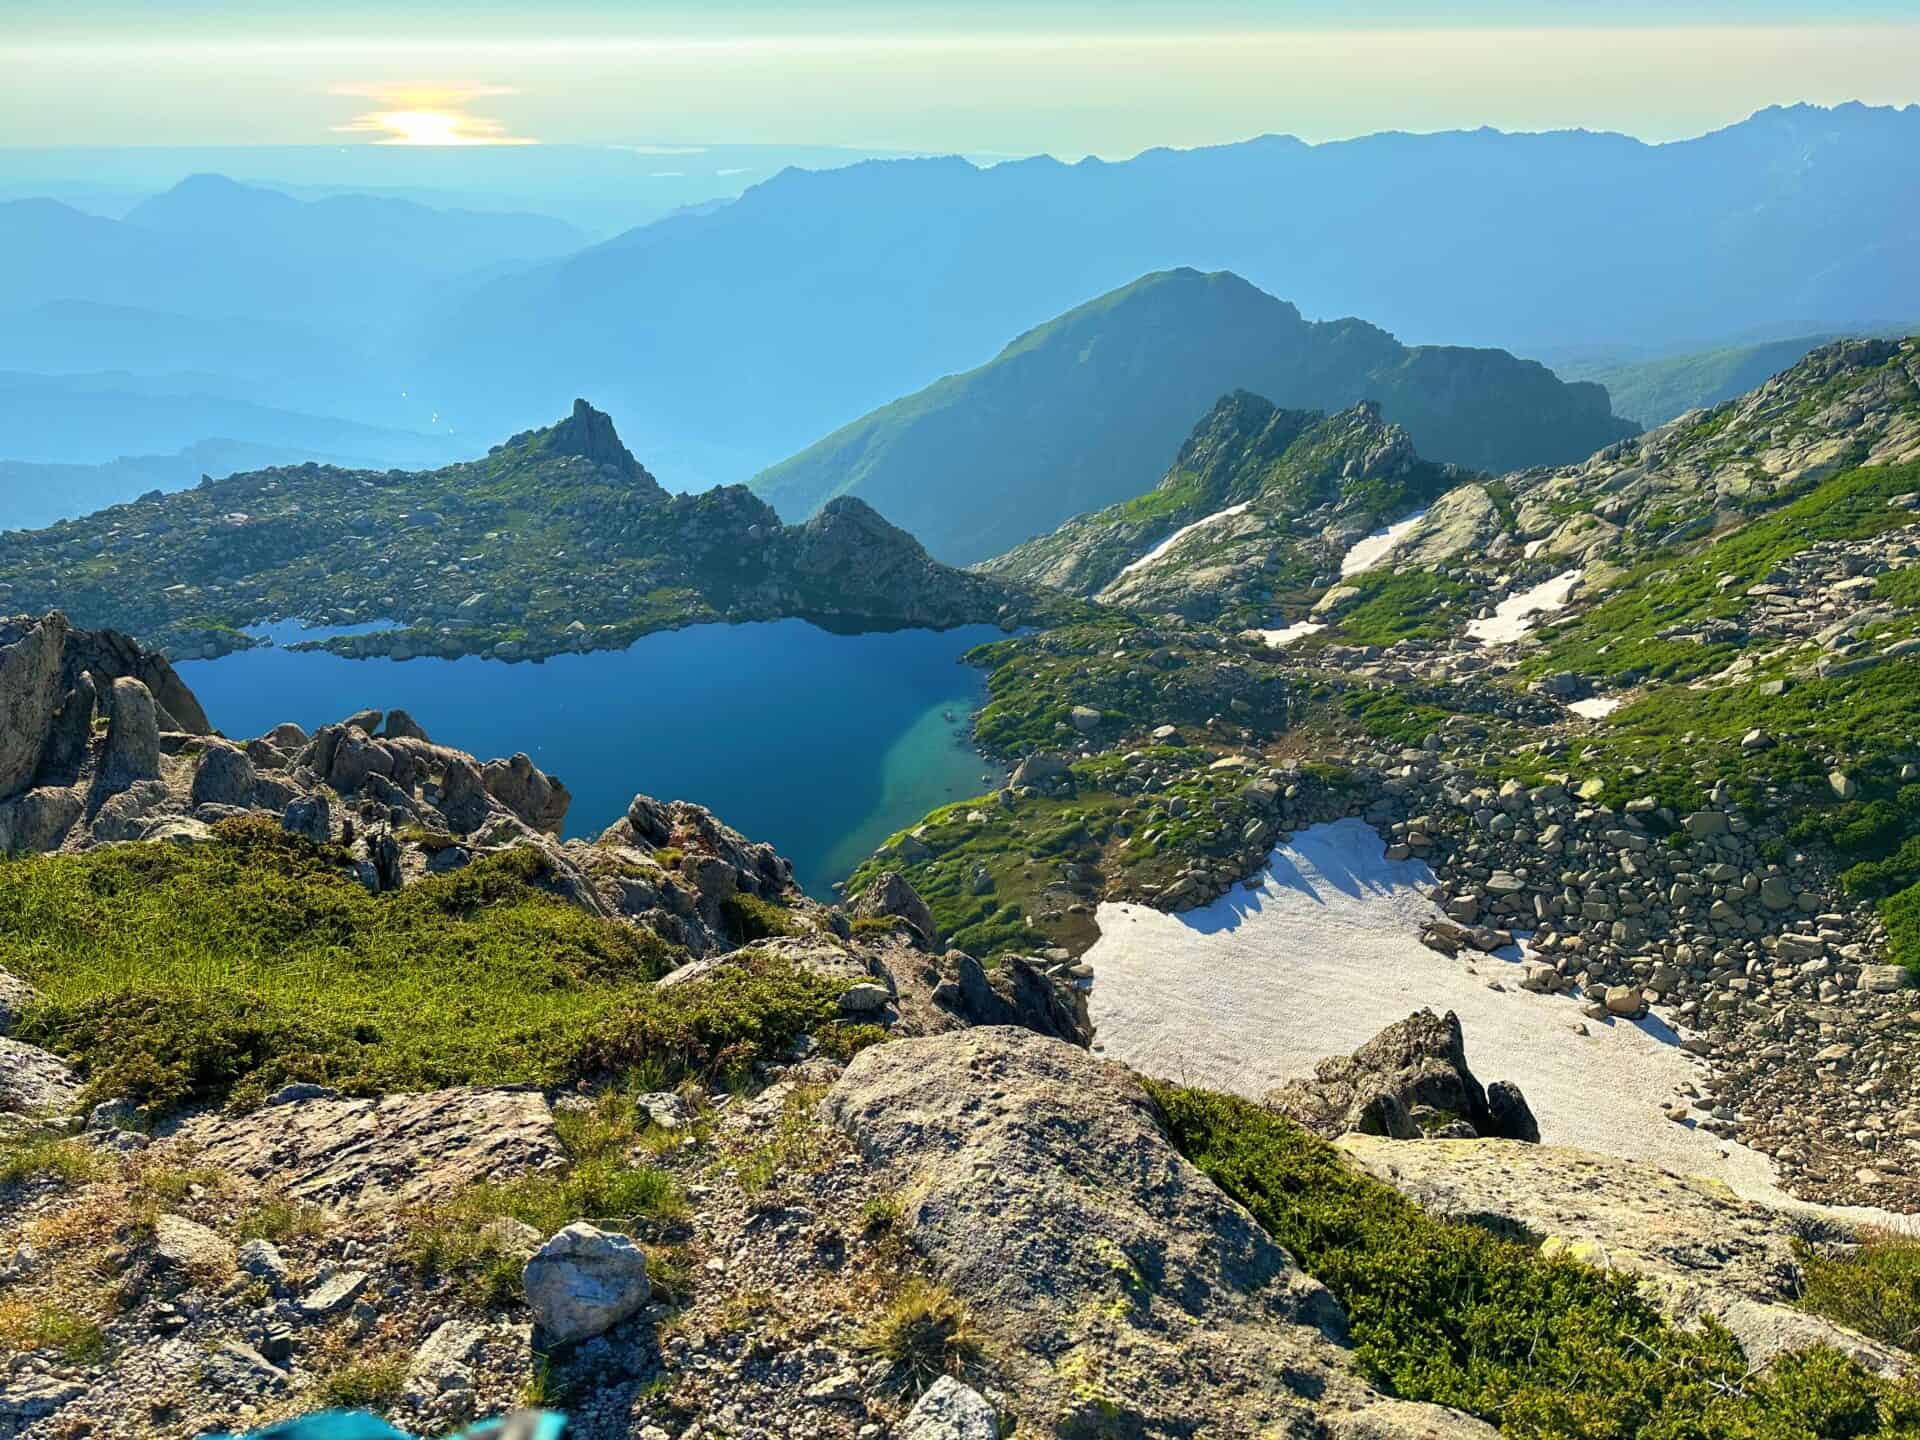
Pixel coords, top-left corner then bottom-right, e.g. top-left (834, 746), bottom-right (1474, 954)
top-left (544, 398), bottom-right (644, 478)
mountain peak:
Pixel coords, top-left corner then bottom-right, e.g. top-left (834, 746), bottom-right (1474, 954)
top-left (550, 397), bottom-right (637, 470)
top-left (496, 399), bottom-right (654, 484)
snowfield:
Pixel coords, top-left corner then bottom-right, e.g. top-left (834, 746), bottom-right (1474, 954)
top-left (1117, 502), bottom-right (1253, 578)
top-left (1084, 817), bottom-right (1912, 1224)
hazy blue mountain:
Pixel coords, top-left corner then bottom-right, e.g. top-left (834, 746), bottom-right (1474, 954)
top-left (751, 269), bottom-right (1633, 563)
top-left (0, 141), bottom-right (918, 234)
top-left (0, 174), bottom-right (583, 340)
top-left (430, 103), bottom-right (1920, 488)
top-left (0, 437), bottom-right (462, 533)
top-left (0, 372), bottom-right (458, 469)
top-left (0, 372), bottom-right (462, 528)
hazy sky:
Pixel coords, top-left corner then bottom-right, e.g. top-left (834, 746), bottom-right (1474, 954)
top-left (5, 1), bottom-right (1919, 155)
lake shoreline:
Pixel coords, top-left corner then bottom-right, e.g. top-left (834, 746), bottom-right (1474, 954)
top-left (181, 617), bottom-right (1007, 900)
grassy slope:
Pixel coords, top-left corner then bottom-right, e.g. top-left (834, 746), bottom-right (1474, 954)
top-left (1, 819), bottom-right (849, 1111)
top-left (1502, 460), bottom-right (1920, 962)
top-left (1154, 1083), bottom-right (1920, 1439)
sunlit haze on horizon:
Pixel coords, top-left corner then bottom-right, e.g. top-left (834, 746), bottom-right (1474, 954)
top-left (3, 1), bottom-right (1918, 156)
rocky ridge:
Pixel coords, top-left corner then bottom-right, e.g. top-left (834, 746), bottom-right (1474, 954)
top-left (0, 403), bottom-right (1068, 665)
top-left (980, 393), bottom-right (1465, 626)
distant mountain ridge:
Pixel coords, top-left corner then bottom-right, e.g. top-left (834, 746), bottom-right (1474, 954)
top-left (752, 269), bottom-right (1631, 564)
top-left (0, 401), bottom-right (1061, 662)
top-left (0, 174), bottom-right (584, 337)
top-left (430, 103), bottom-right (1920, 487)
top-left (981, 392), bottom-right (1465, 625)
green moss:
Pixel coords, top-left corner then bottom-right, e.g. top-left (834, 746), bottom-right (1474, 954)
top-left (1150, 1082), bottom-right (1920, 1439)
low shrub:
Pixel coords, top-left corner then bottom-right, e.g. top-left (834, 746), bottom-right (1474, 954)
top-left (1150, 1082), bottom-right (1920, 1438)
top-left (1797, 1233), bottom-right (1920, 1355)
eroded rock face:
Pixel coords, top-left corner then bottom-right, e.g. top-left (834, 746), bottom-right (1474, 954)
top-left (0, 1036), bottom-right (82, 1117)
top-left (827, 1026), bottom-right (1370, 1438)
top-left (926, 950), bottom-right (1093, 1047)
top-left (0, 611), bottom-right (67, 800)
top-left (172, 1087), bottom-right (564, 1213)
top-left (1338, 1135), bottom-right (1909, 1378)
top-left (189, 740), bottom-right (257, 810)
top-left (99, 678), bottom-right (163, 794)
top-left (1265, 1009), bottom-right (1539, 1142)
top-left (482, 753), bottom-right (570, 835)
top-left (849, 870), bottom-right (938, 947)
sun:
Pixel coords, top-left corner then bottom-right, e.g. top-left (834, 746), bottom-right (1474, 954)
top-left (331, 85), bottom-right (536, 147)
top-left (364, 108), bottom-right (489, 147)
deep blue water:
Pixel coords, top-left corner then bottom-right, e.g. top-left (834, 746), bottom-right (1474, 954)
top-left (179, 619), bottom-right (1005, 897)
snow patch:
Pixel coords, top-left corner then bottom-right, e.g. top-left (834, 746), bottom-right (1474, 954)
top-left (1256, 620), bottom-right (1325, 649)
top-left (1118, 502), bottom-right (1253, 578)
top-left (1083, 818), bottom-right (1815, 1208)
top-left (1340, 508), bottom-right (1428, 577)
top-left (1466, 569), bottom-right (1581, 644)
top-left (1568, 696), bottom-right (1622, 720)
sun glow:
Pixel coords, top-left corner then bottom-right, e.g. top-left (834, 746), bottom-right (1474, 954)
top-left (330, 84), bottom-right (535, 146)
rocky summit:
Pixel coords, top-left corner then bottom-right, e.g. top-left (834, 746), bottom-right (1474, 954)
top-left (0, 402), bottom-right (1070, 665)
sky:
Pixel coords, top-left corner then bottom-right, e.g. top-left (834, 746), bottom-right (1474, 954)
top-left (4, 1), bottom-right (1919, 156)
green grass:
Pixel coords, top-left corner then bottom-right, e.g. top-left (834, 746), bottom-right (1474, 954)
top-left (853, 1279), bottom-right (984, 1398)
top-left (317, 1358), bottom-right (408, 1410)
top-left (1151, 1082), bottom-right (1920, 1439)
top-left (1331, 568), bottom-right (1471, 646)
top-left (2, 817), bottom-right (847, 1112)
top-left (721, 891), bottom-right (804, 943)
top-left (1340, 689), bottom-right (1456, 746)
top-left (401, 1091), bottom-right (688, 1308)
top-left (1529, 461), bottom-right (1920, 685)
top-left (0, 1301), bottom-right (107, 1364)
top-left (0, 1134), bottom-right (104, 1188)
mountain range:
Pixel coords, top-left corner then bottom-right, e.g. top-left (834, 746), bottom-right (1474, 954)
top-left (752, 269), bottom-right (1629, 564)
top-left (430, 103), bottom-right (1920, 486)
top-left (0, 175), bottom-right (584, 337)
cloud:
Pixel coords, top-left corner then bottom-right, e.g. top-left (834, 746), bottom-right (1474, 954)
top-left (329, 83), bottom-right (536, 145)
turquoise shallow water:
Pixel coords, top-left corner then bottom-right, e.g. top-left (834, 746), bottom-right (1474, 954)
top-left (179, 619), bottom-right (1005, 898)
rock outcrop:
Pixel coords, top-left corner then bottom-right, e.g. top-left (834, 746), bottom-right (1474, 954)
top-left (826, 1026), bottom-right (1494, 1439)
top-left (0, 401), bottom-right (1063, 665)
top-left (848, 869), bottom-right (939, 946)
top-left (521, 1223), bottom-right (652, 1344)
top-left (0, 610), bottom-right (67, 799)
top-left (175, 1087), bottom-right (565, 1212)
top-left (1265, 1010), bottom-right (1539, 1142)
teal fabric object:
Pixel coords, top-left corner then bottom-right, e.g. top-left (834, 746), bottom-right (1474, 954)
top-left (233, 1411), bottom-right (566, 1440)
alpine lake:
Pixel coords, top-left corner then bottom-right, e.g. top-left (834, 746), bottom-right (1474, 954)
top-left (179, 618), bottom-right (1007, 898)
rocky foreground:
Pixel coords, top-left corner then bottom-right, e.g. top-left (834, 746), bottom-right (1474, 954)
top-left (3, 611), bottom-right (1916, 1437)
